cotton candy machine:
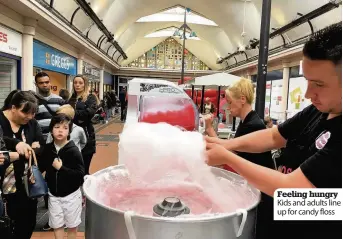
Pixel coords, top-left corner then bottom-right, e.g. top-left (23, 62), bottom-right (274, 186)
top-left (124, 78), bottom-right (204, 134)
top-left (83, 123), bottom-right (261, 239)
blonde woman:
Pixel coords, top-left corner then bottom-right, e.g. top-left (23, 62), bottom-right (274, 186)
top-left (204, 78), bottom-right (275, 239)
top-left (68, 75), bottom-right (97, 175)
top-left (206, 78), bottom-right (274, 166)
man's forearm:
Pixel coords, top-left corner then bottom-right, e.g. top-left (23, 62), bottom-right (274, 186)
top-left (222, 152), bottom-right (314, 197)
top-left (206, 127), bottom-right (217, 137)
top-left (226, 127), bottom-right (286, 153)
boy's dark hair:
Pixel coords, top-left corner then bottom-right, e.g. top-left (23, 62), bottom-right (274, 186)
top-left (59, 89), bottom-right (70, 101)
top-left (49, 114), bottom-right (73, 140)
top-left (35, 71), bottom-right (50, 83)
top-left (303, 22), bottom-right (342, 65)
top-left (9, 91), bottom-right (38, 114)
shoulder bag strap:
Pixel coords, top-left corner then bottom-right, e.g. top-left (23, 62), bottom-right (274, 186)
top-left (41, 100), bottom-right (56, 117)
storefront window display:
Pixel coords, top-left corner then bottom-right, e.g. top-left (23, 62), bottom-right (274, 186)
top-left (82, 61), bottom-right (100, 93)
top-left (252, 69), bottom-right (283, 120)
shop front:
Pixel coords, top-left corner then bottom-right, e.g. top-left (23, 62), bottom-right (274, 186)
top-left (252, 69), bottom-right (284, 121)
top-left (103, 71), bottom-right (113, 93)
top-left (0, 24), bottom-right (22, 107)
top-left (33, 40), bottom-right (77, 95)
top-left (82, 61), bottom-right (100, 94)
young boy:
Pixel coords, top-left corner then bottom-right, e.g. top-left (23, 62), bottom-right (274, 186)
top-left (46, 105), bottom-right (87, 152)
top-left (41, 114), bottom-right (85, 239)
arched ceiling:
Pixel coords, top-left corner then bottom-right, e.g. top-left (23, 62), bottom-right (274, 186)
top-left (49, 0), bottom-right (342, 70)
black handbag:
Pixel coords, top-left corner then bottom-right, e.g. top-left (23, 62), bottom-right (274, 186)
top-left (23, 150), bottom-right (48, 199)
top-left (0, 197), bottom-right (14, 239)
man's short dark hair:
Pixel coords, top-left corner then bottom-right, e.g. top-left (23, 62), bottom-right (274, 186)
top-left (49, 114), bottom-right (73, 139)
top-left (59, 89), bottom-right (70, 101)
top-left (303, 22), bottom-right (342, 65)
top-left (35, 72), bottom-right (50, 83)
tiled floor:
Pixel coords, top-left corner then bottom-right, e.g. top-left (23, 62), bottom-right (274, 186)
top-left (32, 116), bottom-right (123, 238)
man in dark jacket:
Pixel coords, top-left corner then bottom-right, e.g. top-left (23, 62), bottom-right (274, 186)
top-left (34, 72), bottom-right (65, 141)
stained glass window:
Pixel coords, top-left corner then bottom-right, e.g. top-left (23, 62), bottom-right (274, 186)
top-left (128, 38), bottom-right (209, 70)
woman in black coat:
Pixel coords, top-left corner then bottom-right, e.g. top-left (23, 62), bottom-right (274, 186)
top-left (0, 91), bottom-right (45, 239)
top-left (68, 75), bottom-right (97, 175)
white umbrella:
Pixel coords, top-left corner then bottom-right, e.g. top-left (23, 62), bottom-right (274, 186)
top-left (192, 72), bottom-right (241, 87)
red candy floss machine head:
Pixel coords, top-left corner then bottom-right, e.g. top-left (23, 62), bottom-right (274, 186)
top-left (125, 78), bottom-right (201, 132)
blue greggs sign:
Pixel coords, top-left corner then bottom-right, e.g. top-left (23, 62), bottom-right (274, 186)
top-left (33, 40), bottom-right (77, 75)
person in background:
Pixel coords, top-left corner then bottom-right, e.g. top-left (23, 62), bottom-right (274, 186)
top-left (109, 90), bottom-right (119, 116)
top-left (34, 72), bottom-right (65, 141)
top-left (218, 93), bottom-right (227, 123)
top-left (264, 116), bottom-right (275, 128)
top-left (203, 97), bottom-right (215, 115)
top-left (0, 91), bottom-right (44, 239)
top-left (205, 22), bottom-right (342, 239)
top-left (119, 87), bottom-right (127, 122)
top-left (46, 105), bottom-right (87, 152)
top-left (59, 89), bottom-right (70, 102)
top-left (204, 78), bottom-right (275, 238)
top-left (68, 75), bottom-right (97, 176)
top-left (40, 114), bottom-right (84, 239)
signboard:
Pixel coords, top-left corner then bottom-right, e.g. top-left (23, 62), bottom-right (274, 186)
top-left (270, 79), bottom-right (283, 120)
top-left (83, 61), bottom-right (100, 81)
top-left (287, 77), bottom-right (311, 118)
top-left (0, 25), bottom-right (22, 57)
top-left (33, 40), bottom-right (77, 75)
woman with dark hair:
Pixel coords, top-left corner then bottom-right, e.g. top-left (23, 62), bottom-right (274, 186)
top-left (1, 89), bottom-right (20, 111)
top-left (0, 91), bottom-right (45, 239)
top-left (68, 75), bottom-right (97, 175)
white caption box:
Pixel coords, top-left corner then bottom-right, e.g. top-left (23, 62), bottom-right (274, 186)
top-left (274, 188), bottom-right (343, 220)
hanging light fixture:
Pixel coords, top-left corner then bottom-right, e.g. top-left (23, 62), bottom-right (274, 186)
top-left (173, 29), bottom-right (181, 37)
top-left (189, 31), bottom-right (197, 38)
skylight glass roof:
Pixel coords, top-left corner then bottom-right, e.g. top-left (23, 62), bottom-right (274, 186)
top-left (144, 27), bottom-right (201, 40)
top-left (137, 6), bottom-right (218, 26)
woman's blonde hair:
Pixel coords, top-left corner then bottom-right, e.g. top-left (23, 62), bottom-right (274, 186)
top-left (225, 78), bottom-right (255, 104)
top-left (56, 104), bottom-right (75, 119)
top-left (71, 75), bottom-right (89, 102)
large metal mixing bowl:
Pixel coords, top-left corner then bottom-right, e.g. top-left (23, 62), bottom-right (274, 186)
top-left (83, 165), bottom-right (260, 239)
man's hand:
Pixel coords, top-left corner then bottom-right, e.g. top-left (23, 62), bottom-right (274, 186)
top-left (204, 136), bottom-right (229, 148)
top-left (52, 158), bottom-right (62, 171)
top-left (31, 142), bottom-right (40, 149)
top-left (203, 114), bottom-right (214, 129)
top-left (205, 142), bottom-right (231, 167)
top-left (15, 142), bottom-right (32, 159)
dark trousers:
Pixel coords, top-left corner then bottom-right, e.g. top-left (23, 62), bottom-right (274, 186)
top-left (83, 152), bottom-right (94, 175)
top-left (120, 102), bottom-right (127, 121)
top-left (4, 192), bottom-right (37, 239)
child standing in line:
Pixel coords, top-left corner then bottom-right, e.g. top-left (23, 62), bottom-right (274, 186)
top-left (46, 105), bottom-right (87, 152)
top-left (40, 114), bottom-right (85, 239)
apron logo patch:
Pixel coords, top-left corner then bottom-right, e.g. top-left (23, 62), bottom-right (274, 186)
top-left (315, 131), bottom-right (331, 150)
